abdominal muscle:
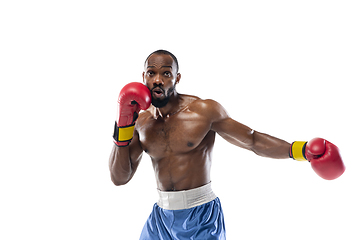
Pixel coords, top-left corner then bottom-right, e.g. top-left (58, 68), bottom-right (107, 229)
top-left (151, 149), bottom-right (212, 191)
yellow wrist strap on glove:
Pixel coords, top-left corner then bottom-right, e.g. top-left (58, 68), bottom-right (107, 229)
top-left (113, 122), bottom-right (135, 146)
top-left (117, 124), bottom-right (135, 142)
top-left (290, 141), bottom-right (308, 161)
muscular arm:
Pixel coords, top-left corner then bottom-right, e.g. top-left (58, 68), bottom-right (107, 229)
top-left (206, 100), bottom-right (290, 159)
top-left (109, 129), bottom-right (144, 185)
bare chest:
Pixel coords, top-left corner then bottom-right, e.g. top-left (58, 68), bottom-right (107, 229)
top-left (137, 111), bottom-right (212, 158)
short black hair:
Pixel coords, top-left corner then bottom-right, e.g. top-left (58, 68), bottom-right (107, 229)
top-left (144, 49), bottom-right (179, 73)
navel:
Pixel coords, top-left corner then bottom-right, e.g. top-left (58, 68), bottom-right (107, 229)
top-left (187, 142), bottom-right (194, 147)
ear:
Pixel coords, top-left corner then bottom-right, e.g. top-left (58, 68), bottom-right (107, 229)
top-left (175, 73), bottom-right (181, 85)
top-left (142, 72), bottom-right (145, 83)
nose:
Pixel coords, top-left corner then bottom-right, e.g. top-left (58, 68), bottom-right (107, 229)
top-left (153, 74), bottom-right (164, 86)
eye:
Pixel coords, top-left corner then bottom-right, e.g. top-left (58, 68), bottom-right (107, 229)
top-left (147, 71), bottom-right (154, 76)
top-left (164, 71), bottom-right (172, 77)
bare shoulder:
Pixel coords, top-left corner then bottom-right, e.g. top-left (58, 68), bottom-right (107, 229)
top-left (188, 97), bottom-right (229, 122)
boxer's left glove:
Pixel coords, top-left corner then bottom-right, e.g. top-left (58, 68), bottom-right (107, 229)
top-left (113, 82), bottom-right (151, 147)
top-left (290, 138), bottom-right (345, 180)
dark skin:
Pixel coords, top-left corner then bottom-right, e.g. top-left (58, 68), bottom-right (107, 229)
top-left (109, 53), bottom-right (291, 191)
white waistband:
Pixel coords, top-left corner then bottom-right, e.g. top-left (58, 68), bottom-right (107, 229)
top-left (157, 182), bottom-right (217, 210)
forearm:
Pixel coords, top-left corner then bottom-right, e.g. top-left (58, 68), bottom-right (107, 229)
top-left (109, 145), bottom-right (135, 185)
top-left (251, 131), bottom-right (290, 159)
top-left (110, 82), bottom-right (149, 185)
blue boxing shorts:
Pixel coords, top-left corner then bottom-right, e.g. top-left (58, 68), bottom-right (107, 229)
top-left (139, 183), bottom-right (226, 240)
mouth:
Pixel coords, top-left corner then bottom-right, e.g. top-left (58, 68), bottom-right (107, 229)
top-left (152, 87), bottom-right (164, 98)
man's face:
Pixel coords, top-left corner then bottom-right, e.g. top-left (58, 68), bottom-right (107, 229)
top-left (143, 54), bottom-right (180, 108)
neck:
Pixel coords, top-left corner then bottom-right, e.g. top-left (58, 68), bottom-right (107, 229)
top-left (153, 91), bottom-right (181, 119)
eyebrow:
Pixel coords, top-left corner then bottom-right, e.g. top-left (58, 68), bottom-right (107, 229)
top-left (147, 65), bottom-right (172, 69)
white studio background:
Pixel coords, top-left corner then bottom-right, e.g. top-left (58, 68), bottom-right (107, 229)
top-left (1, 1), bottom-right (359, 239)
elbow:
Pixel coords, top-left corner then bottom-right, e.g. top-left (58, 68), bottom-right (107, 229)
top-left (113, 182), bottom-right (125, 186)
top-left (112, 180), bottom-right (124, 186)
top-left (111, 179), bottom-right (128, 186)
top-left (110, 175), bottom-right (130, 186)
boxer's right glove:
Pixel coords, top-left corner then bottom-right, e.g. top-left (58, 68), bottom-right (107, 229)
top-left (113, 82), bottom-right (151, 147)
top-left (290, 138), bottom-right (345, 180)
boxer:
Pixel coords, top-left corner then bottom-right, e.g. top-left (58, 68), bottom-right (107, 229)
top-left (109, 50), bottom-right (345, 240)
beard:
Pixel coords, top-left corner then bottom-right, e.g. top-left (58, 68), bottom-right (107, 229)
top-left (151, 86), bottom-right (175, 108)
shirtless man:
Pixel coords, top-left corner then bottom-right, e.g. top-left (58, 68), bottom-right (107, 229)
top-left (109, 50), bottom-right (345, 240)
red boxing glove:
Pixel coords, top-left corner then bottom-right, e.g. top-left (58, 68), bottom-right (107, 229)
top-left (290, 138), bottom-right (345, 180)
top-left (113, 82), bottom-right (151, 147)
top-left (306, 138), bottom-right (345, 180)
